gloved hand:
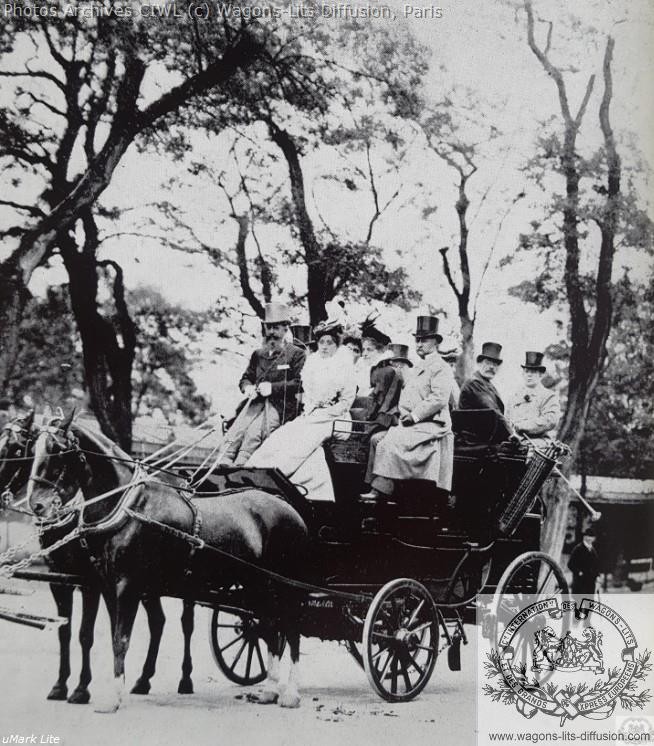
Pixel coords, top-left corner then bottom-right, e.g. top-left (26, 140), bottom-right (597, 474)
top-left (400, 414), bottom-right (414, 427)
top-left (257, 381), bottom-right (272, 398)
top-left (242, 384), bottom-right (256, 398)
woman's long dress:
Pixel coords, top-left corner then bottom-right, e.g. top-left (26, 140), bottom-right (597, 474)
top-left (246, 348), bottom-right (356, 500)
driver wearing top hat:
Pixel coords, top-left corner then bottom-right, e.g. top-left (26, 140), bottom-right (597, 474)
top-left (507, 351), bottom-right (560, 445)
top-left (220, 303), bottom-right (306, 467)
top-left (458, 342), bottom-right (505, 414)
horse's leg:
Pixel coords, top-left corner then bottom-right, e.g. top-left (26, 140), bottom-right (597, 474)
top-left (47, 583), bottom-right (74, 700)
top-left (95, 582), bottom-right (140, 714)
top-left (178, 600), bottom-right (194, 694)
top-left (257, 627), bottom-right (281, 705)
top-left (278, 620), bottom-right (301, 709)
top-left (68, 586), bottom-right (101, 704)
top-left (131, 596), bottom-right (165, 695)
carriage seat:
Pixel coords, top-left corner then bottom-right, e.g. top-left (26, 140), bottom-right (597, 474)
top-left (451, 408), bottom-right (513, 446)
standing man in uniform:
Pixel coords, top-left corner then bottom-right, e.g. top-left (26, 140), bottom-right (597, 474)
top-left (361, 316), bottom-right (455, 502)
top-left (220, 303), bottom-right (306, 466)
top-left (458, 342), bottom-right (505, 413)
top-left (568, 528), bottom-right (600, 594)
top-left (507, 351), bottom-right (560, 447)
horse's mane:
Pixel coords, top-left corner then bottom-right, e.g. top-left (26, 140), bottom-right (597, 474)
top-left (73, 419), bottom-right (134, 485)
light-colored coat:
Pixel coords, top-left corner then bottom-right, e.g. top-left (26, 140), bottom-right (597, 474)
top-left (508, 384), bottom-right (560, 438)
top-left (371, 350), bottom-right (455, 490)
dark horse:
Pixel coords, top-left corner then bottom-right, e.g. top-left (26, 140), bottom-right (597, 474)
top-left (27, 413), bottom-right (309, 712)
top-left (2, 412), bottom-right (194, 705)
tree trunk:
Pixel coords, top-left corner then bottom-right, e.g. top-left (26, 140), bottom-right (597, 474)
top-left (457, 314), bottom-right (475, 384)
top-left (267, 121), bottom-right (328, 324)
top-left (0, 261), bottom-right (30, 397)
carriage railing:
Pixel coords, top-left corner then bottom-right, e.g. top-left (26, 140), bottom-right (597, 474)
top-left (497, 440), bottom-right (570, 536)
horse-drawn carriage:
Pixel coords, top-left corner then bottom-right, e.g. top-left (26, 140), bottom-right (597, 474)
top-left (0, 408), bottom-right (569, 706)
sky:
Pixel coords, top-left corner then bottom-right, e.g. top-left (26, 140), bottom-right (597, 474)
top-left (2, 0), bottom-right (653, 412)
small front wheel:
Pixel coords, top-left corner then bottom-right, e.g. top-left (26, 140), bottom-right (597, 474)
top-left (209, 606), bottom-right (269, 686)
top-left (363, 578), bottom-right (439, 702)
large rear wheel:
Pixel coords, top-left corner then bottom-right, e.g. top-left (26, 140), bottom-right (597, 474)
top-left (363, 578), bottom-right (439, 702)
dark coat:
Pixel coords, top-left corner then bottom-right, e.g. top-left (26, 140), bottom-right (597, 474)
top-left (239, 343), bottom-right (306, 424)
top-left (568, 542), bottom-right (600, 594)
top-left (364, 361), bottom-right (403, 432)
top-left (458, 371), bottom-right (505, 413)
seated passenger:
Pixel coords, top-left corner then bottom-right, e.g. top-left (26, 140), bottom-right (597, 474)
top-left (220, 303), bottom-right (305, 467)
top-left (507, 351), bottom-right (561, 449)
top-left (458, 342), bottom-right (505, 413)
top-left (360, 316), bottom-right (455, 504)
top-left (364, 343), bottom-right (410, 433)
top-left (246, 320), bottom-right (356, 501)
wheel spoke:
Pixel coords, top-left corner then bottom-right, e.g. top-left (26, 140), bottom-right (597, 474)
top-left (409, 621), bottom-right (432, 635)
top-left (537, 568), bottom-right (553, 596)
top-left (372, 644), bottom-right (391, 663)
top-left (415, 644), bottom-right (436, 653)
top-left (399, 656), bottom-right (413, 692)
top-left (372, 631), bottom-right (395, 641)
top-left (244, 642), bottom-right (254, 680)
top-left (407, 599), bottom-right (424, 628)
top-left (390, 655), bottom-right (399, 695)
top-left (219, 633), bottom-right (245, 654)
top-left (229, 640), bottom-right (248, 672)
top-left (377, 649), bottom-right (393, 680)
top-left (404, 649), bottom-right (425, 676)
top-left (254, 640), bottom-right (265, 674)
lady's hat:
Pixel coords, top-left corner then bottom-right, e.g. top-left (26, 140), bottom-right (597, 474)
top-left (477, 342), bottom-right (503, 364)
top-left (263, 302), bottom-right (291, 325)
top-left (387, 343), bottom-right (413, 367)
top-left (414, 316), bottom-right (442, 343)
top-left (521, 351), bottom-right (546, 373)
top-left (290, 324), bottom-right (314, 348)
top-left (313, 319), bottom-right (343, 341)
top-left (360, 315), bottom-right (391, 346)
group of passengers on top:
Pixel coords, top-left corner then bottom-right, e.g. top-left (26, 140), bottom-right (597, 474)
top-left (219, 302), bottom-right (561, 504)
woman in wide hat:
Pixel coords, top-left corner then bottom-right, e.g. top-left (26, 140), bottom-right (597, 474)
top-left (247, 319), bottom-right (356, 500)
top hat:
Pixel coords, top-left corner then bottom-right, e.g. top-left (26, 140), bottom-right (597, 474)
top-left (521, 351), bottom-right (546, 372)
top-left (263, 302), bottom-right (291, 325)
top-left (477, 342), bottom-right (503, 364)
top-left (414, 316), bottom-right (442, 343)
top-left (387, 343), bottom-right (413, 367)
top-left (582, 527), bottom-right (596, 538)
top-left (290, 324), bottom-right (313, 347)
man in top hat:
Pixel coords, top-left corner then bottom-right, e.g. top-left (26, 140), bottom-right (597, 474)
top-left (361, 316), bottom-right (456, 502)
top-left (220, 302), bottom-right (306, 466)
top-left (458, 342), bottom-right (505, 413)
top-left (568, 527), bottom-right (600, 594)
top-left (507, 351), bottom-right (560, 445)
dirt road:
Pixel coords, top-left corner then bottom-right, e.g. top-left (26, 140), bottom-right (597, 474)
top-left (0, 585), bottom-right (478, 746)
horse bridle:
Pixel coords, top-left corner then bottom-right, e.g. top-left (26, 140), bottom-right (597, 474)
top-left (0, 421), bottom-right (35, 503)
top-left (29, 426), bottom-right (88, 514)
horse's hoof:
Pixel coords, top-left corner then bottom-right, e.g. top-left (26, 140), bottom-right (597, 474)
top-left (47, 685), bottom-right (68, 701)
top-left (130, 679), bottom-right (151, 695)
top-left (256, 690), bottom-right (279, 705)
top-left (177, 679), bottom-right (194, 695)
top-left (68, 689), bottom-right (90, 705)
top-left (279, 689), bottom-right (301, 709)
top-left (93, 700), bottom-right (120, 714)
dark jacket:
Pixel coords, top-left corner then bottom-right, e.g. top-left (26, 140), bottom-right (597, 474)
top-left (568, 542), bottom-right (600, 594)
top-left (239, 343), bottom-right (306, 424)
top-left (364, 361), bottom-right (403, 432)
top-left (458, 371), bottom-right (504, 413)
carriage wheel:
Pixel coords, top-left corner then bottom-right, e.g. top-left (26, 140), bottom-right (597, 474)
top-left (491, 551), bottom-right (570, 681)
top-left (209, 607), bottom-right (270, 686)
top-left (363, 578), bottom-right (439, 702)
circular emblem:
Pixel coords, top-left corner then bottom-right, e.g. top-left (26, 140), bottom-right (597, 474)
top-left (483, 597), bottom-right (651, 726)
